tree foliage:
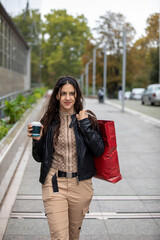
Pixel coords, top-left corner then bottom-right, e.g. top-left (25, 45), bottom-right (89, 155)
top-left (41, 9), bottom-right (92, 86)
top-left (11, 8), bottom-right (159, 94)
top-left (93, 11), bottom-right (159, 95)
top-left (128, 13), bottom-right (159, 88)
top-left (94, 11), bottom-right (136, 55)
top-left (145, 13), bottom-right (159, 46)
top-left (12, 9), bottom-right (42, 83)
top-left (93, 11), bottom-right (136, 95)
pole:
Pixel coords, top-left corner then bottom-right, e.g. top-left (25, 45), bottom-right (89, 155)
top-left (103, 44), bottom-right (107, 102)
top-left (85, 60), bottom-right (92, 97)
top-left (81, 74), bottom-right (84, 95)
top-left (159, 11), bottom-right (160, 83)
top-left (85, 63), bottom-right (88, 97)
top-left (92, 45), bottom-right (99, 95)
top-left (122, 29), bottom-right (126, 112)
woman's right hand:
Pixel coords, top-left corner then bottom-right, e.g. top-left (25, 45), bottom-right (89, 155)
top-left (27, 124), bottom-right (44, 141)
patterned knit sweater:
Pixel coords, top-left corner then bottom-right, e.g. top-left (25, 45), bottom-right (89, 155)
top-left (51, 111), bottom-right (77, 172)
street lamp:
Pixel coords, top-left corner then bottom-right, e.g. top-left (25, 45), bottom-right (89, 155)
top-left (159, 11), bottom-right (160, 83)
top-left (80, 73), bottom-right (84, 95)
top-left (121, 28), bottom-right (127, 113)
top-left (103, 44), bottom-right (107, 102)
top-left (85, 59), bottom-right (93, 97)
top-left (92, 44), bottom-right (100, 95)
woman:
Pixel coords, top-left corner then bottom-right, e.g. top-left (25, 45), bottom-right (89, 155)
top-left (28, 76), bottom-right (105, 240)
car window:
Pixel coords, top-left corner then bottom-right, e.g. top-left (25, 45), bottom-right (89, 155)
top-left (155, 87), bottom-right (160, 91)
top-left (132, 89), bottom-right (144, 93)
top-left (147, 87), bottom-right (153, 93)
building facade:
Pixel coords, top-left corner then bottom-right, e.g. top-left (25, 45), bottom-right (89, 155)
top-left (0, 3), bottom-right (30, 97)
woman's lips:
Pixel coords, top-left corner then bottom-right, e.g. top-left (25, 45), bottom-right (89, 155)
top-left (64, 102), bottom-right (71, 105)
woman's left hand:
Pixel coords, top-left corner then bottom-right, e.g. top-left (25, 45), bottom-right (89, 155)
top-left (76, 110), bottom-right (88, 121)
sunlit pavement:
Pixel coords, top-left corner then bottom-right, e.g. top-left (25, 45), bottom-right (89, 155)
top-left (2, 97), bottom-right (160, 240)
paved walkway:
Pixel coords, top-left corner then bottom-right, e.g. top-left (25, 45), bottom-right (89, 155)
top-left (2, 98), bottom-right (160, 240)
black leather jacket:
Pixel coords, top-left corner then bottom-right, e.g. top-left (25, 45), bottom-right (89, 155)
top-left (32, 114), bottom-right (105, 184)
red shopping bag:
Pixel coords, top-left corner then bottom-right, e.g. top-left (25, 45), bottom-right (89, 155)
top-left (94, 120), bottom-right (122, 183)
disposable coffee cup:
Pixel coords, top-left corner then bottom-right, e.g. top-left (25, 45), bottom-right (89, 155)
top-left (31, 121), bottom-right (42, 137)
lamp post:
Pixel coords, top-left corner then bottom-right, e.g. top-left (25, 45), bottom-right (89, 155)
top-left (103, 44), bottom-right (107, 102)
top-left (159, 11), bottom-right (160, 83)
top-left (122, 28), bottom-right (126, 112)
top-left (92, 45), bottom-right (99, 95)
top-left (85, 59), bottom-right (92, 97)
top-left (80, 73), bottom-right (84, 95)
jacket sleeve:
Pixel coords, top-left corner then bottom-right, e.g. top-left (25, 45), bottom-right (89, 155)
top-left (32, 135), bottom-right (44, 162)
top-left (78, 118), bottom-right (105, 157)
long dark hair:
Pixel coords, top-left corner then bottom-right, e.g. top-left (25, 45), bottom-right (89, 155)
top-left (41, 76), bottom-right (84, 140)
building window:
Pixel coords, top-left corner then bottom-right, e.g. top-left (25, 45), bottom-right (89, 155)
top-left (0, 14), bottom-right (28, 75)
top-left (0, 17), bottom-right (2, 66)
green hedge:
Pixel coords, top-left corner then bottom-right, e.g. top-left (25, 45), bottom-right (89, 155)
top-left (0, 87), bottom-right (47, 140)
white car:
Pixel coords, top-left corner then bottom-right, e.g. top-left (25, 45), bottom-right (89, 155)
top-left (124, 91), bottom-right (131, 99)
top-left (131, 88), bottom-right (145, 100)
top-left (141, 84), bottom-right (160, 105)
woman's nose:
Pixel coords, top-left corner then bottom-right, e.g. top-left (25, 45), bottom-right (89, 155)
top-left (66, 94), bottom-right (70, 100)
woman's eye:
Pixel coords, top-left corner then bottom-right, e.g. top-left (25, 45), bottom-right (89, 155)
top-left (60, 92), bottom-right (75, 96)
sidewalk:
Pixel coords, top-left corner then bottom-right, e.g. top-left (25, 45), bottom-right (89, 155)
top-left (2, 98), bottom-right (160, 240)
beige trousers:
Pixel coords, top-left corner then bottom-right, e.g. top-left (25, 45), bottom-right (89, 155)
top-left (42, 168), bottom-right (93, 240)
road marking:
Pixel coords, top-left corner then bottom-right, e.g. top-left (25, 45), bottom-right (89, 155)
top-left (16, 195), bottom-right (160, 200)
top-left (10, 211), bottom-right (160, 220)
top-left (93, 196), bottom-right (160, 200)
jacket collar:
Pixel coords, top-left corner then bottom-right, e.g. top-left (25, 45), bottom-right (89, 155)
top-left (69, 114), bottom-right (77, 128)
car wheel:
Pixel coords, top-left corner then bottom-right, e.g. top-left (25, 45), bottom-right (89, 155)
top-left (151, 101), bottom-right (154, 106)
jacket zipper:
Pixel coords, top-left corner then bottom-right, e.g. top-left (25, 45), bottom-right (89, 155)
top-left (68, 115), bottom-right (79, 184)
top-left (67, 116), bottom-right (69, 172)
top-left (74, 120), bottom-right (80, 184)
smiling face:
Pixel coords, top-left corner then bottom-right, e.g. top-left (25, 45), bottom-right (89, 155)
top-left (57, 83), bottom-right (76, 113)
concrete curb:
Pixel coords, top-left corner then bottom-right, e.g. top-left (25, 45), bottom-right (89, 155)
top-left (0, 98), bottom-right (46, 205)
top-left (0, 140), bottom-right (31, 240)
top-left (0, 97), bottom-right (46, 240)
top-left (105, 100), bottom-right (160, 128)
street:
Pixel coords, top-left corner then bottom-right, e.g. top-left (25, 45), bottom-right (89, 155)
top-left (110, 99), bottom-right (160, 120)
top-left (1, 98), bottom-right (160, 240)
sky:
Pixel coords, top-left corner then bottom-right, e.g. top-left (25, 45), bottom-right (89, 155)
top-left (0, 0), bottom-right (159, 41)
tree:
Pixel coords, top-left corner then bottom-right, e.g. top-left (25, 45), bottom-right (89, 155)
top-left (94, 11), bottom-right (135, 55)
top-left (125, 12), bottom-right (159, 88)
top-left (149, 47), bottom-right (158, 83)
top-left (12, 9), bottom-right (42, 83)
top-left (42, 9), bottom-right (92, 86)
top-left (145, 13), bottom-right (159, 47)
top-left (127, 37), bottom-right (151, 88)
top-left (145, 13), bottom-right (159, 83)
top-left (93, 11), bottom-right (136, 95)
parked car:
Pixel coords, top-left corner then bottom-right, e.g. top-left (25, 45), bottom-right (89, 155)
top-left (141, 84), bottom-right (160, 105)
top-left (124, 91), bottom-right (131, 99)
top-left (131, 88), bottom-right (145, 100)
